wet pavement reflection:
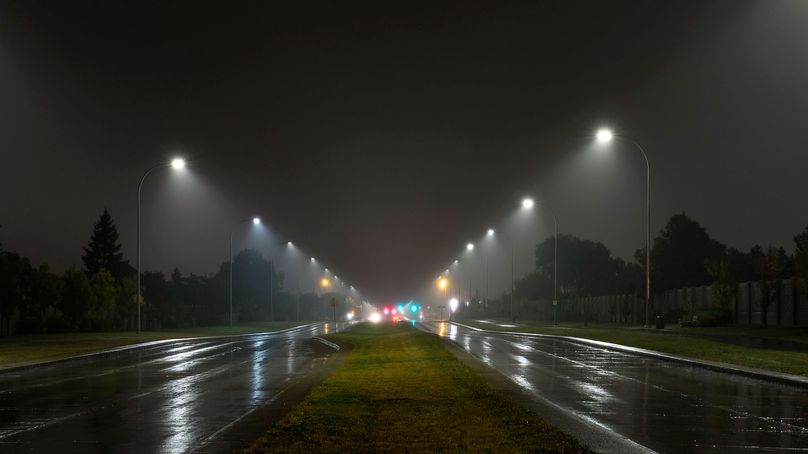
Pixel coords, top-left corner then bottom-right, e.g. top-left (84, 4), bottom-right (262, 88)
top-left (0, 323), bottom-right (346, 453)
top-left (423, 321), bottom-right (808, 453)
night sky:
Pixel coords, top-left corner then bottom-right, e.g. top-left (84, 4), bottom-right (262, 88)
top-left (1, 1), bottom-right (807, 303)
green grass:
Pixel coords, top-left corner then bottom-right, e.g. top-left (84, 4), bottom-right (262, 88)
top-left (462, 320), bottom-right (808, 377)
top-left (0, 321), bottom-right (308, 366)
top-left (246, 323), bottom-right (591, 453)
top-left (672, 325), bottom-right (808, 344)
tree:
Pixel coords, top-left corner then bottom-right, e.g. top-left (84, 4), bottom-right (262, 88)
top-left (794, 225), bottom-right (808, 300)
top-left (0, 250), bottom-right (33, 336)
top-left (116, 275), bottom-right (137, 329)
top-left (229, 249), bottom-right (284, 322)
top-left (705, 256), bottom-right (734, 322)
top-left (529, 234), bottom-right (633, 322)
top-left (60, 268), bottom-right (92, 330)
top-left (644, 213), bottom-right (726, 292)
top-left (754, 245), bottom-right (782, 327)
top-left (82, 209), bottom-right (131, 283)
top-left (537, 234), bottom-right (627, 299)
top-left (141, 271), bottom-right (167, 328)
top-left (20, 264), bottom-right (62, 333)
top-left (88, 268), bottom-right (117, 331)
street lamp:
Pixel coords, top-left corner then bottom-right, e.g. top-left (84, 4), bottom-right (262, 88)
top-left (595, 128), bottom-right (614, 143)
top-left (229, 216), bottom-right (260, 326)
top-left (437, 276), bottom-right (449, 290)
top-left (522, 198), bottom-right (559, 325)
top-left (595, 128), bottom-right (652, 327)
top-left (483, 228), bottom-right (496, 316)
top-left (437, 276), bottom-right (450, 320)
top-left (136, 157), bottom-right (185, 333)
top-left (466, 243), bottom-right (474, 251)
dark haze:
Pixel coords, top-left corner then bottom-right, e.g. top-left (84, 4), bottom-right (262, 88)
top-left (1, 1), bottom-right (807, 302)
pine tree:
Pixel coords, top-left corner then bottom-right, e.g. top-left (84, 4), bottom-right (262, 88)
top-left (82, 209), bottom-right (127, 281)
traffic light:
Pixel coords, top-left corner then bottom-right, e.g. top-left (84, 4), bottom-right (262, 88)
top-left (409, 303), bottom-right (420, 314)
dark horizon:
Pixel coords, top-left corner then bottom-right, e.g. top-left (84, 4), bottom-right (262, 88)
top-left (2, 1), bottom-right (807, 302)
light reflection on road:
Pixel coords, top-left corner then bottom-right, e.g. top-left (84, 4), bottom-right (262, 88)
top-left (424, 321), bottom-right (808, 453)
top-left (0, 323), bottom-right (346, 453)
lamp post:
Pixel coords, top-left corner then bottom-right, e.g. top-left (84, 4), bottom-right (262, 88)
top-left (320, 277), bottom-right (333, 322)
top-left (437, 275), bottom-right (449, 320)
top-left (266, 240), bottom-right (293, 322)
top-left (485, 229), bottom-right (494, 315)
top-left (229, 217), bottom-right (261, 327)
top-left (466, 243), bottom-right (474, 306)
top-left (595, 128), bottom-right (651, 327)
top-left (136, 157), bottom-right (185, 334)
top-left (521, 198), bottom-right (559, 325)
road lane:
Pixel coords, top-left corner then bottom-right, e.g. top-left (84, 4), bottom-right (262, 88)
top-left (0, 322), bottom-right (346, 453)
top-left (421, 321), bottom-right (808, 453)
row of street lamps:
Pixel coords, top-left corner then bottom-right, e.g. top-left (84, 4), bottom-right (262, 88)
top-left (135, 159), bottom-right (363, 332)
top-left (440, 197), bottom-right (556, 323)
top-left (437, 128), bottom-right (652, 327)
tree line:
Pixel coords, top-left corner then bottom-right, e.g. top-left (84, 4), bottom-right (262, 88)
top-left (463, 213), bottom-right (808, 323)
top-left (0, 210), bottom-right (347, 336)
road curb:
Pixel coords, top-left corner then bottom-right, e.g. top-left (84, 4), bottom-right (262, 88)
top-left (451, 321), bottom-right (808, 389)
top-left (0, 323), bottom-right (320, 374)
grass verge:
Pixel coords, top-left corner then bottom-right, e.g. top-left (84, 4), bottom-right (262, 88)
top-left (246, 323), bottom-right (591, 453)
top-left (461, 320), bottom-right (808, 377)
top-left (0, 321), bottom-right (308, 366)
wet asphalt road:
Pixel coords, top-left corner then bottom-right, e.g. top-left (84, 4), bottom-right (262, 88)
top-left (421, 321), bottom-right (808, 453)
top-left (0, 322), bottom-right (346, 453)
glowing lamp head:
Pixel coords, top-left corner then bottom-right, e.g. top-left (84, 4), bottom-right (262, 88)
top-left (287, 241), bottom-right (293, 246)
top-left (454, 259), bottom-right (459, 264)
top-left (596, 128), bottom-right (614, 143)
top-left (521, 198), bottom-right (534, 209)
top-left (252, 217), bottom-right (261, 225)
top-left (437, 277), bottom-right (448, 290)
top-left (320, 278), bottom-right (331, 288)
top-left (466, 243), bottom-right (474, 251)
top-left (487, 228), bottom-right (495, 236)
top-left (310, 257), bottom-right (315, 262)
top-left (170, 158), bottom-right (186, 170)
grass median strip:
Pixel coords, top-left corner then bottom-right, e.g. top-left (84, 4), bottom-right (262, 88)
top-left (462, 320), bottom-right (808, 377)
top-left (246, 323), bottom-right (591, 453)
top-left (0, 321), bottom-right (307, 366)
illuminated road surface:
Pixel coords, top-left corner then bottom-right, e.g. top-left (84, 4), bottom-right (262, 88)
top-left (0, 323), bottom-right (345, 453)
top-left (421, 321), bottom-right (808, 453)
